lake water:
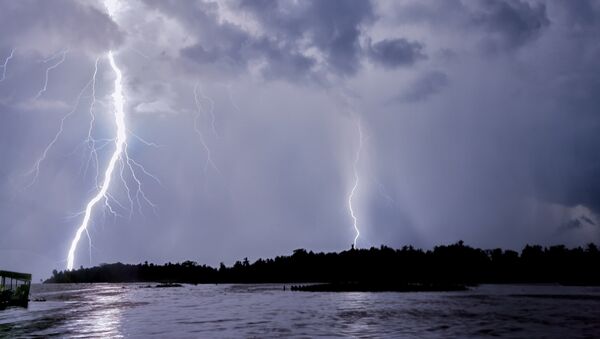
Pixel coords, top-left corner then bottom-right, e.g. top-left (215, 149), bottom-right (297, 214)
top-left (1, 283), bottom-right (599, 338)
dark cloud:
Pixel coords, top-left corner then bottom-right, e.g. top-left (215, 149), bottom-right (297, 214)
top-left (564, 218), bottom-right (583, 230)
top-left (236, 0), bottom-right (375, 76)
top-left (181, 36), bottom-right (318, 83)
top-left (390, 0), bottom-right (549, 53)
top-left (398, 71), bottom-right (448, 103)
top-left (146, 0), bottom-right (378, 80)
top-left (533, 152), bottom-right (600, 217)
top-left (470, 0), bottom-right (550, 52)
top-left (390, 0), bottom-right (468, 27)
top-left (582, 215), bottom-right (596, 226)
top-left (560, 215), bottom-right (596, 232)
top-left (556, 0), bottom-right (599, 29)
top-left (367, 38), bottom-right (426, 69)
top-left (252, 40), bottom-right (317, 81)
top-left (143, 0), bottom-right (319, 82)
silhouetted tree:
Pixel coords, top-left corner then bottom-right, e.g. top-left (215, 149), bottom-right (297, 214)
top-left (45, 242), bottom-right (600, 286)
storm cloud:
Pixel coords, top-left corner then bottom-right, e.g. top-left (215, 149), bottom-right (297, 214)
top-left (367, 38), bottom-right (426, 69)
top-left (0, 0), bottom-right (123, 54)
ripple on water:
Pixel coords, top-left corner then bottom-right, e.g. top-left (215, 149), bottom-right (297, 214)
top-left (0, 284), bottom-right (599, 338)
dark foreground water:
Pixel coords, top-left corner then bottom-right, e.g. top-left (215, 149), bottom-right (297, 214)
top-left (1, 284), bottom-right (599, 338)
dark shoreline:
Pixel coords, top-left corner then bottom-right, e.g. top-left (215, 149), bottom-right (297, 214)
top-left (46, 242), bottom-right (600, 287)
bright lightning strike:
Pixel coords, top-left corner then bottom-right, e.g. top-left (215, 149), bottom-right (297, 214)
top-left (66, 51), bottom-right (126, 270)
top-left (20, 0), bottom-right (157, 270)
top-left (25, 52), bottom-right (156, 268)
top-left (349, 121), bottom-right (363, 248)
top-left (0, 48), bottom-right (15, 82)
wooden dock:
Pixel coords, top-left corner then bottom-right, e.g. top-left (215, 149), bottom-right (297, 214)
top-left (0, 270), bottom-right (32, 309)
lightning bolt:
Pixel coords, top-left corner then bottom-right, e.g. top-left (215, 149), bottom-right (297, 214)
top-left (24, 51), bottom-right (156, 269)
top-left (34, 49), bottom-right (68, 100)
top-left (193, 83), bottom-right (220, 174)
top-left (66, 51), bottom-right (126, 270)
top-left (25, 67), bottom-right (96, 188)
top-left (63, 0), bottom-right (159, 270)
top-left (224, 83), bottom-right (241, 114)
top-left (194, 83), bottom-right (219, 137)
top-left (81, 57), bottom-right (101, 183)
top-left (349, 120), bottom-right (363, 248)
top-left (18, 0), bottom-right (158, 270)
top-left (0, 48), bottom-right (15, 82)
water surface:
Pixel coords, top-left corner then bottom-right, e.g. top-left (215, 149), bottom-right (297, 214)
top-left (1, 284), bottom-right (599, 338)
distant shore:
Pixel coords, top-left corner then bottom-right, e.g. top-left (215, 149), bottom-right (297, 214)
top-left (46, 242), bottom-right (600, 288)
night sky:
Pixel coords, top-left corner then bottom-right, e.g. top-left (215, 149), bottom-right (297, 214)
top-left (1, 0), bottom-right (599, 280)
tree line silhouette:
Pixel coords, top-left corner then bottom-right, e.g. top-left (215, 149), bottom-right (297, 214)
top-left (46, 242), bottom-right (600, 285)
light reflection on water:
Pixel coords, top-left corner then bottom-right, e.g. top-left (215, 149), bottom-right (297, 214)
top-left (72, 286), bottom-right (124, 338)
top-left (1, 284), bottom-right (599, 338)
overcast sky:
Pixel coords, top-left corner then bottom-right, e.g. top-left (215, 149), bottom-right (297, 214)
top-left (1, 0), bottom-right (599, 280)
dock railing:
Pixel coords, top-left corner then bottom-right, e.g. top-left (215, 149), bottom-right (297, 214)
top-left (0, 270), bottom-right (32, 308)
